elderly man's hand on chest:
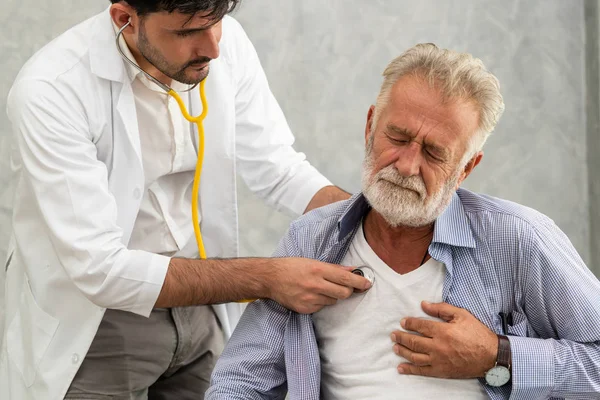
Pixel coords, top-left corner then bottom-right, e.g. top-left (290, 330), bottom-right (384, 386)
top-left (390, 301), bottom-right (498, 379)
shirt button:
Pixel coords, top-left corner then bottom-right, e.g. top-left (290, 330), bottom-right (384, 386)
top-left (71, 353), bottom-right (80, 364)
top-left (133, 188), bottom-right (141, 200)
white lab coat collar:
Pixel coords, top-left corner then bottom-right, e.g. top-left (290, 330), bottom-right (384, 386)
top-left (89, 7), bottom-right (131, 84)
top-left (87, 9), bottom-right (145, 195)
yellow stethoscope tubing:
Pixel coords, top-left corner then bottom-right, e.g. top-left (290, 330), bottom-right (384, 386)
top-left (116, 21), bottom-right (254, 301)
top-left (116, 20), bottom-right (208, 260)
top-left (171, 87), bottom-right (253, 303)
top-left (167, 86), bottom-right (208, 260)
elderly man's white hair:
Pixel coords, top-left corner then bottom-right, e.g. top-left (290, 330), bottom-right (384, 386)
top-left (371, 43), bottom-right (505, 165)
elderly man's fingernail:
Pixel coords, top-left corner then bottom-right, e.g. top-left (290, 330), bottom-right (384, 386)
top-left (400, 318), bottom-right (406, 328)
top-left (398, 366), bottom-right (405, 374)
top-left (390, 333), bottom-right (396, 342)
top-left (422, 300), bottom-right (431, 305)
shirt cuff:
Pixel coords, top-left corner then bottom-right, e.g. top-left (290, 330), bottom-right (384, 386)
top-left (508, 336), bottom-right (554, 400)
top-left (119, 250), bottom-right (171, 317)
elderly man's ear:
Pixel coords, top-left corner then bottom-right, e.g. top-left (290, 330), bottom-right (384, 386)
top-left (456, 152), bottom-right (483, 189)
top-left (365, 105), bottom-right (377, 145)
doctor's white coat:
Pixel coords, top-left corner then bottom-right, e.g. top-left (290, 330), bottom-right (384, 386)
top-left (1, 8), bottom-right (330, 400)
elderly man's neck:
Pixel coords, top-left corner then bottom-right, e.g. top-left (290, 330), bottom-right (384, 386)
top-left (363, 210), bottom-right (434, 275)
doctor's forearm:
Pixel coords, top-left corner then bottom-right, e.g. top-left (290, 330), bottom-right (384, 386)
top-left (154, 255), bottom-right (370, 312)
top-left (154, 257), bottom-right (274, 308)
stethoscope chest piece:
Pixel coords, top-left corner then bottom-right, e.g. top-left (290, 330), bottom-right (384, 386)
top-left (351, 266), bottom-right (376, 293)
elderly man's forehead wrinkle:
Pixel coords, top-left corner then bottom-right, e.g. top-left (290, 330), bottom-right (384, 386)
top-left (416, 117), bottom-right (427, 137)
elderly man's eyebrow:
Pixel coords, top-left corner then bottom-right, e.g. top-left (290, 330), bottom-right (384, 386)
top-left (386, 123), bottom-right (451, 159)
top-left (386, 124), bottom-right (415, 137)
top-left (425, 143), bottom-right (450, 159)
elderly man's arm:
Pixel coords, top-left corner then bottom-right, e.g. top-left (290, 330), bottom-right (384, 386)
top-left (505, 217), bottom-right (600, 399)
top-left (205, 299), bottom-right (291, 400)
top-left (205, 226), bottom-right (301, 400)
top-left (392, 216), bottom-right (600, 399)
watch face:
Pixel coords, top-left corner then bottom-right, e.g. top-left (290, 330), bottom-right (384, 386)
top-left (485, 366), bottom-right (511, 387)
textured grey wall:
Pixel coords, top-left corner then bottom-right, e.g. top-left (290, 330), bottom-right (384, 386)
top-left (0, 1), bottom-right (595, 281)
top-left (234, 0), bottom-right (593, 274)
top-left (586, 0), bottom-right (600, 276)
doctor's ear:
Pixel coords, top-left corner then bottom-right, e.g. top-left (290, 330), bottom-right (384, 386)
top-left (109, 3), bottom-right (136, 31)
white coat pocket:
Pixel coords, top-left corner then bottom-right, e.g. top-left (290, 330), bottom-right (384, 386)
top-left (6, 278), bottom-right (59, 387)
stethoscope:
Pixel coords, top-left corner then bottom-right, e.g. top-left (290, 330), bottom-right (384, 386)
top-left (116, 20), bottom-right (376, 296)
top-left (116, 20), bottom-right (209, 261)
top-left (351, 266), bottom-right (376, 293)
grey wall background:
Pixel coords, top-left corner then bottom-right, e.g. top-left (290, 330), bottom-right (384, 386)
top-left (0, 0), bottom-right (598, 305)
top-left (586, 0), bottom-right (600, 280)
top-left (233, 0), bottom-right (597, 276)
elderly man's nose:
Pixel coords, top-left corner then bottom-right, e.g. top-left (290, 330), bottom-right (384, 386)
top-left (394, 143), bottom-right (421, 176)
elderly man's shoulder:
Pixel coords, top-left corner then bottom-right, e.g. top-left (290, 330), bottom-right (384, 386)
top-left (277, 199), bottom-right (355, 257)
top-left (290, 198), bottom-right (353, 233)
top-left (457, 188), bottom-right (559, 236)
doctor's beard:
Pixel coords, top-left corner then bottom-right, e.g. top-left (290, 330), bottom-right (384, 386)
top-left (361, 139), bottom-right (461, 228)
top-left (138, 24), bottom-right (211, 85)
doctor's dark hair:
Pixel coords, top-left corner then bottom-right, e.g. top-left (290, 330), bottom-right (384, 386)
top-left (109, 0), bottom-right (241, 19)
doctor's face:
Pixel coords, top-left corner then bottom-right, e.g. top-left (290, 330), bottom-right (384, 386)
top-left (136, 11), bottom-right (222, 84)
top-left (361, 75), bottom-right (482, 228)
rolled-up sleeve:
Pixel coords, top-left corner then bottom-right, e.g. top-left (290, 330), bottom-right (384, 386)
top-left (8, 78), bottom-right (170, 317)
top-left (231, 18), bottom-right (332, 217)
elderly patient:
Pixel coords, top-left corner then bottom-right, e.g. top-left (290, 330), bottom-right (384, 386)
top-left (206, 44), bottom-right (600, 400)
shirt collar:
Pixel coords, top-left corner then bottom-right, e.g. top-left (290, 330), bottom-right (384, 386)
top-left (337, 193), bottom-right (371, 241)
top-left (337, 190), bottom-right (476, 249)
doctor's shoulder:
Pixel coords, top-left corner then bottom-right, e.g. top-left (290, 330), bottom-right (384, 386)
top-left (216, 15), bottom-right (267, 81)
top-left (11, 12), bottom-right (102, 89)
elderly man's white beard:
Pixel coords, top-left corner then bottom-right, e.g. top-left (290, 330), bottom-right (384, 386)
top-left (361, 152), bottom-right (461, 228)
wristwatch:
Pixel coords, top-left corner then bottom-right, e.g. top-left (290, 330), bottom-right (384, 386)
top-left (484, 335), bottom-right (511, 387)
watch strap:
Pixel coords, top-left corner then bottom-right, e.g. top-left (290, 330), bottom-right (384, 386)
top-left (497, 334), bottom-right (511, 371)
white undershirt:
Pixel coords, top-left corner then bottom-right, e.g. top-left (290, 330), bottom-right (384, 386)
top-left (115, 25), bottom-right (199, 257)
top-left (312, 221), bottom-right (488, 399)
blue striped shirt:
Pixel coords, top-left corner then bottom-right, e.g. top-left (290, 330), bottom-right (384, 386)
top-left (207, 189), bottom-right (600, 400)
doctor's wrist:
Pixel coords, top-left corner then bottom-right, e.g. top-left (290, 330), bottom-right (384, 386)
top-left (250, 257), bottom-right (278, 299)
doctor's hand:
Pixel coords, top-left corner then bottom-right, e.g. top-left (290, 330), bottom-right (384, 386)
top-left (266, 258), bottom-right (371, 314)
top-left (390, 301), bottom-right (497, 379)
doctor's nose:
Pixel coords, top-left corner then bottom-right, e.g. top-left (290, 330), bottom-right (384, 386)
top-left (198, 26), bottom-right (220, 60)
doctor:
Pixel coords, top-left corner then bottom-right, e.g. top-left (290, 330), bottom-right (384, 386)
top-left (1, 0), bottom-right (371, 399)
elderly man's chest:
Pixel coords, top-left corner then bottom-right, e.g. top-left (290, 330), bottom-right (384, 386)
top-left (311, 252), bottom-right (489, 399)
